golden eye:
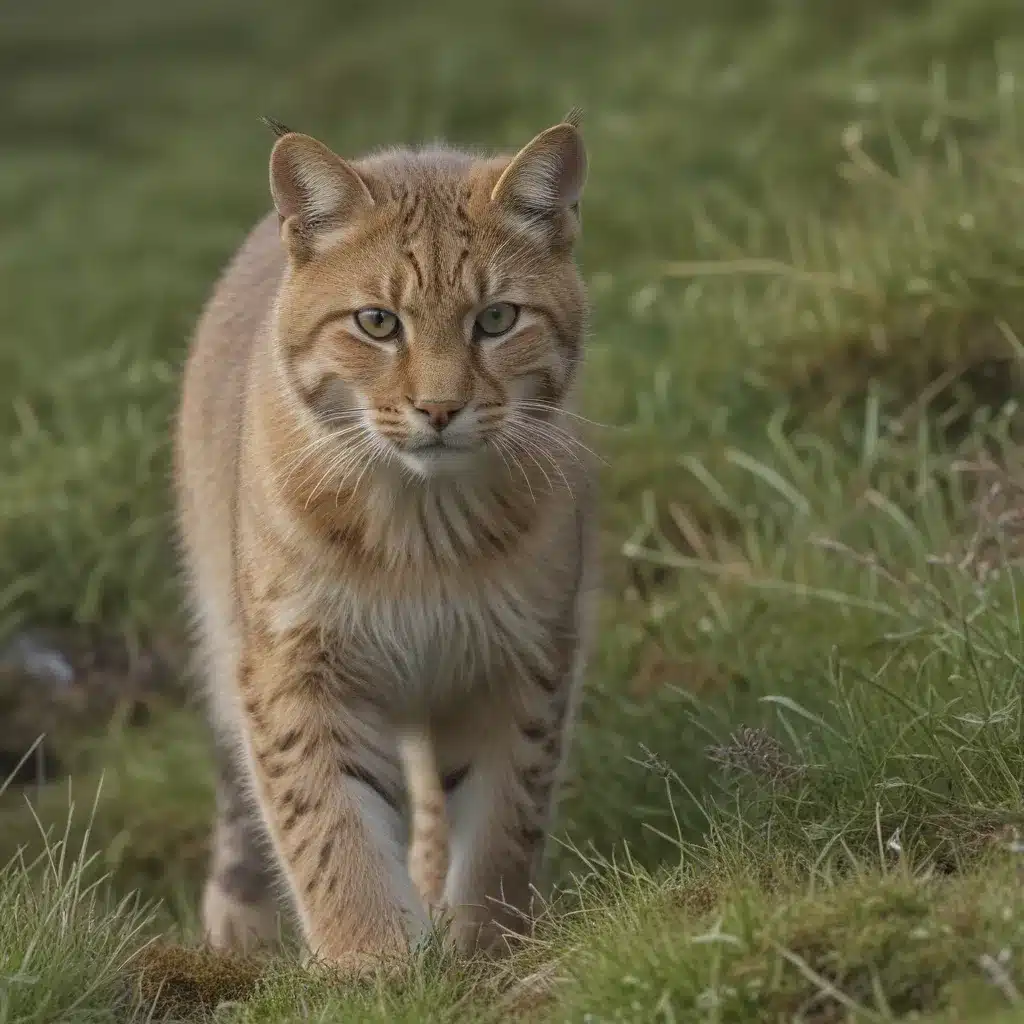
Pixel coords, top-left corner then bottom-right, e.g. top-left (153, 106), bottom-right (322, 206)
top-left (355, 307), bottom-right (400, 341)
top-left (474, 302), bottom-right (519, 338)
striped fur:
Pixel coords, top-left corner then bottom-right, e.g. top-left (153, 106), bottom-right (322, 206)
top-left (174, 115), bottom-right (596, 967)
top-left (397, 728), bottom-right (448, 910)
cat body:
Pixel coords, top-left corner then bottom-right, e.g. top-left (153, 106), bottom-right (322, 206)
top-left (174, 115), bottom-right (595, 966)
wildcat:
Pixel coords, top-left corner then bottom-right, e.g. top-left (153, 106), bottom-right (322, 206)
top-left (173, 111), bottom-right (596, 968)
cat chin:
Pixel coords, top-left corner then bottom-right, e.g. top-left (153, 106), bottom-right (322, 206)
top-left (396, 446), bottom-right (481, 479)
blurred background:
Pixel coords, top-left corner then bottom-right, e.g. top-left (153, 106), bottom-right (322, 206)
top-left (3, 0), bottom-right (1024, 1018)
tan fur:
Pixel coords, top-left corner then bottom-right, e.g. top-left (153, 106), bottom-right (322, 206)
top-left (174, 113), bottom-right (597, 967)
top-left (397, 728), bottom-right (448, 910)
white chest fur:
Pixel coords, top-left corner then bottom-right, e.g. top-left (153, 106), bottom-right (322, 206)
top-left (265, 539), bottom-right (575, 715)
top-left (336, 570), bottom-right (556, 706)
top-left (266, 472), bottom-right (584, 714)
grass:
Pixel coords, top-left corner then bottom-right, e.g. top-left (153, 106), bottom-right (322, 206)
top-left (3, 0), bottom-right (1024, 1018)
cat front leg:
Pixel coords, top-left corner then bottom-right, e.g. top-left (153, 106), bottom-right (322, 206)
top-left (237, 632), bottom-right (427, 969)
top-left (441, 664), bottom-right (579, 955)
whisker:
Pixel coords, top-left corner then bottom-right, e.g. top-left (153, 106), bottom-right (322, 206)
top-left (486, 436), bottom-right (516, 481)
top-left (306, 434), bottom-right (379, 509)
top-left (324, 449), bottom-right (375, 509)
top-left (276, 424), bottom-right (370, 492)
top-left (512, 407), bottom-right (593, 442)
top-left (317, 406), bottom-right (377, 422)
top-left (488, 436), bottom-right (535, 505)
top-left (510, 433), bottom-right (554, 493)
top-left (504, 426), bottom-right (574, 498)
top-left (513, 408), bottom-right (602, 447)
top-left (507, 418), bottom-right (586, 466)
top-left (345, 435), bottom-right (389, 506)
top-left (508, 423), bottom-right (585, 468)
top-left (274, 422), bottom-right (366, 473)
top-left (272, 407), bottom-right (381, 478)
top-left (503, 424), bottom-right (562, 488)
top-left (516, 401), bottom-right (618, 430)
top-left (510, 414), bottom-right (608, 467)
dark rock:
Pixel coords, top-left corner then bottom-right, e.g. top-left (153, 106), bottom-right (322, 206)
top-left (0, 627), bottom-right (185, 791)
top-left (0, 632), bottom-right (74, 690)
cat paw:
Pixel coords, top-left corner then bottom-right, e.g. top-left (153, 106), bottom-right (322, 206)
top-left (302, 948), bottom-right (407, 981)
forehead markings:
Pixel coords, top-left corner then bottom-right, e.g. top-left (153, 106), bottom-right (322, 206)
top-left (467, 260), bottom-right (489, 306)
top-left (449, 195), bottom-right (473, 291)
top-left (398, 186), bottom-right (428, 238)
top-left (379, 252), bottom-right (418, 311)
top-left (387, 186), bottom-right (424, 299)
top-left (382, 262), bottom-right (404, 312)
top-left (404, 250), bottom-right (425, 294)
top-left (392, 182), bottom-right (479, 307)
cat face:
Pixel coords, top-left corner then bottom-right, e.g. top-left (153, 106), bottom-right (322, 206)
top-left (271, 122), bottom-right (587, 479)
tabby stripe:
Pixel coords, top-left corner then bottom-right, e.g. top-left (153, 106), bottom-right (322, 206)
top-left (521, 824), bottom-right (544, 846)
top-left (519, 721), bottom-right (547, 742)
top-left (342, 763), bottom-right (398, 810)
top-left (533, 672), bottom-right (558, 694)
top-left (276, 728), bottom-right (302, 754)
top-left (291, 309), bottom-right (355, 353)
top-left (403, 195), bottom-right (428, 239)
top-left (450, 246), bottom-right (470, 289)
top-left (405, 249), bottom-right (424, 291)
top-left (442, 764), bottom-right (470, 792)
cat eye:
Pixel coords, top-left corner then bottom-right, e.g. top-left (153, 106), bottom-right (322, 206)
top-left (474, 302), bottom-right (519, 339)
top-left (354, 307), bottom-right (401, 341)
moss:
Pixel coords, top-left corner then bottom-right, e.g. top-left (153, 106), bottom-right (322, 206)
top-left (132, 942), bottom-right (270, 1019)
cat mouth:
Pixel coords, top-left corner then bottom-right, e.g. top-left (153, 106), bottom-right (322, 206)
top-left (407, 436), bottom-right (477, 454)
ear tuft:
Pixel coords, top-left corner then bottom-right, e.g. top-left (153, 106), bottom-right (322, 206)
top-left (563, 106), bottom-right (584, 129)
top-left (269, 133), bottom-right (374, 238)
top-left (490, 121), bottom-right (587, 225)
top-left (261, 115), bottom-right (294, 139)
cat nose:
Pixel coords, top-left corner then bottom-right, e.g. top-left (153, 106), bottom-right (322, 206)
top-left (411, 398), bottom-right (466, 431)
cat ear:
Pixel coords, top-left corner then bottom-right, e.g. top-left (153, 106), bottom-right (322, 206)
top-left (269, 132), bottom-right (374, 253)
top-left (490, 119), bottom-right (587, 229)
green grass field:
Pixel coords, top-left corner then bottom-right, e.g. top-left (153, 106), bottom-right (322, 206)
top-left (4, 0), bottom-right (1024, 1019)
